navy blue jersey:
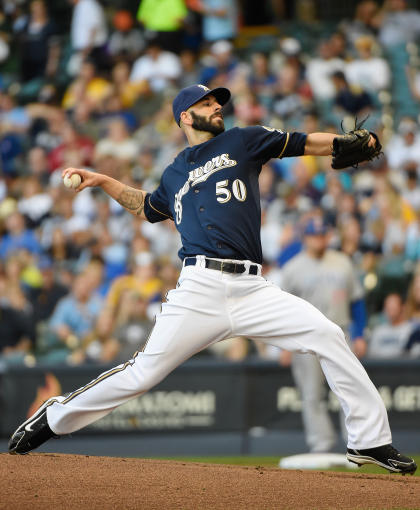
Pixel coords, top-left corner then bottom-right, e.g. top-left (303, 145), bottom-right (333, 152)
top-left (144, 126), bottom-right (307, 263)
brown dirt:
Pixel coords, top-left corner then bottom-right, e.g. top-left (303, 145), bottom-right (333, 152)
top-left (1, 453), bottom-right (420, 510)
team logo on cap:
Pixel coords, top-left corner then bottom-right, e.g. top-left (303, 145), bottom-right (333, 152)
top-left (197, 84), bottom-right (210, 91)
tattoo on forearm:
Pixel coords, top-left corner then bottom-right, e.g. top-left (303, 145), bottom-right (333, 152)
top-left (117, 187), bottom-right (145, 215)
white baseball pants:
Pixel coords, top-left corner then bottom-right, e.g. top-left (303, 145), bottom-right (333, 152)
top-left (47, 259), bottom-right (392, 449)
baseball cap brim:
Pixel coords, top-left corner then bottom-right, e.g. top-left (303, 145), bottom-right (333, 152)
top-left (202, 87), bottom-right (231, 108)
top-left (173, 85), bottom-right (231, 125)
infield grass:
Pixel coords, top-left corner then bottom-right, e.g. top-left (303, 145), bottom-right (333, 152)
top-left (159, 455), bottom-right (420, 476)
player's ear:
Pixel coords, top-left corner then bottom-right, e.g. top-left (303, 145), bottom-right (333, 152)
top-left (180, 110), bottom-right (192, 126)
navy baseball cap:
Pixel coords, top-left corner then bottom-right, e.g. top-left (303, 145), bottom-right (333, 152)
top-left (304, 218), bottom-right (328, 236)
top-left (172, 84), bottom-right (231, 126)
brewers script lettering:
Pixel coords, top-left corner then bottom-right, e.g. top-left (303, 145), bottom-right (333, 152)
top-left (174, 153), bottom-right (237, 224)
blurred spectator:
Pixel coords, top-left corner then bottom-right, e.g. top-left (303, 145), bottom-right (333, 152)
top-left (331, 70), bottom-right (373, 117)
top-left (107, 60), bottom-right (147, 110)
top-left (26, 146), bottom-right (51, 186)
top-left (0, 91), bottom-right (31, 134)
top-left (248, 51), bottom-right (277, 109)
top-left (207, 336), bottom-right (249, 360)
top-left (15, 0), bottom-right (60, 83)
top-left (68, 0), bottom-right (108, 76)
top-left (94, 118), bottom-right (138, 164)
top-left (339, 0), bottom-right (380, 53)
top-left (402, 164), bottom-right (420, 213)
top-left (200, 39), bottom-right (238, 87)
top-left (405, 272), bottom-right (420, 321)
top-left (234, 89), bottom-right (267, 126)
top-left (29, 256), bottom-right (68, 326)
top-left (40, 272), bottom-right (102, 363)
top-left (105, 290), bottom-right (154, 362)
top-left (368, 292), bottom-right (411, 357)
top-left (179, 48), bottom-right (202, 88)
top-left (0, 272), bottom-right (33, 365)
top-left (377, 0), bottom-right (420, 49)
top-left (48, 121), bottom-right (95, 171)
top-left (31, 107), bottom-right (66, 153)
top-left (191, 0), bottom-right (239, 43)
top-left (404, 274), bottom-right (420, 355)
top-left (385, 117), bottom-right (420, 171)
top-left (62, 58), bottom-right (112, 113)
top-left (136, 0), bottom-right (187, 54)
top-left (306, 39), bottom-right (345, 101)
top-left (17, 175), bottom-right (53, 228)
top-left (105, 251), bottom-right (162, 319)
top-left (345, 36), bottom-right (391, 93)
top-left (129, 40), bottom-right (182, 93)
top-left (108, 10), bottom-right (145, 62)
top-left (0, 210), bottom-right (42, 260)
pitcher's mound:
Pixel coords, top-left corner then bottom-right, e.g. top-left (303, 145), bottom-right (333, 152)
top-left (279, 452), bottom-right (358, 470)
top-left (1, 453), bottom-right (419, 510)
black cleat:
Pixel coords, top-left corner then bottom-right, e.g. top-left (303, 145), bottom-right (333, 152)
top-left (347, 444), bottom-right (417, 474)
top-left (8, 397), bottom-right (62, 455)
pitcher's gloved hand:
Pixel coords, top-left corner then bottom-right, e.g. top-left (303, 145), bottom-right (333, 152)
top-left (332, 128), bottom-right (382, 169)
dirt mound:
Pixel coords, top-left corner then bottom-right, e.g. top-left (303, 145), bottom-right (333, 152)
top-left (1, 453), bottom-right (419, 510)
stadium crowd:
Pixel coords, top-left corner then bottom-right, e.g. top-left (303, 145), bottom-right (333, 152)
top-left (1, 0), bottom-right (420, 367)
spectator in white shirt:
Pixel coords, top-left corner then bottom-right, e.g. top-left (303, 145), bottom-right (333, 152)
top-left (95, 118), bottom-right (138, 164)
top-left (345, 35), bottom-right (391, 93)
top-left (386, 118), bottom-right (420, 171)
top-left (129, 40), bottom-right (181, 93)
top-left (68, 0), bottom-right (108, 75)
top-left (306, 39), bottom-right (345, 101)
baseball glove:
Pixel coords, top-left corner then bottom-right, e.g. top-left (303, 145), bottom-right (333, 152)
top-left (331, 128), bottom-right (382, 170)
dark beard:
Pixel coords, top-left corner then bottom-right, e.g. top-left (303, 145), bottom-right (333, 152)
top-left (190, 110), bottom-right (225, 136)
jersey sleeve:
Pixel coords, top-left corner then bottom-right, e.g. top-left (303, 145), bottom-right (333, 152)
top-left (240, 126), bottom-right (307, 164)
top-left (144, 182), bottom-right (173, 223)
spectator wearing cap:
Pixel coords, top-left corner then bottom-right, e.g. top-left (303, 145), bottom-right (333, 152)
top-left (199, 39), bottom-right (238, 87)
top-left (129, 40), bottom-right (182, 93)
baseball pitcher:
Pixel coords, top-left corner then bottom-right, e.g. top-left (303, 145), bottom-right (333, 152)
top-left (8, 84), bottom-right (416, 474)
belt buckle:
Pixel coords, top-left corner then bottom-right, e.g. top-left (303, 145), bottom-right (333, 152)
top-left (220, 261), bottom-right (225, 273)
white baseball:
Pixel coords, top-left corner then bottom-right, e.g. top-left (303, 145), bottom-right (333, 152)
top-left (63, 173), bottom-right (82, 189)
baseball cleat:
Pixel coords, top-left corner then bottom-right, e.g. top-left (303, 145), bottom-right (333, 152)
top-left (346, 444), bottom-right (417, 474)
top-left (8, 397), bottom-right (63, 455)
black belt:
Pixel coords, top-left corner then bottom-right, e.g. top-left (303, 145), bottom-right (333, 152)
top-left (184, 257), bottom-right (259, 275)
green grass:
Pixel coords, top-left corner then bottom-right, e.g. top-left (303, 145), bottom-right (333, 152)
top-left (158, 455), bottom-right (420, 476)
